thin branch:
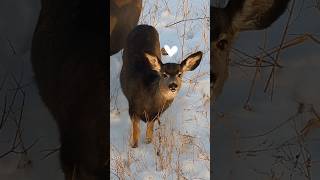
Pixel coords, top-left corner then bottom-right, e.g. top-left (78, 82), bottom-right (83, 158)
top-left (40, 147), bottom-right (61, 160)
top-left (264, 0), bottom-right (296, 98)
top-left (165, 17), bottom-right (209, 27)
top-left (6, 38), bottom-right (16, 55)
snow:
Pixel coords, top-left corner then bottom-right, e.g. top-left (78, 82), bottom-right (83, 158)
top-left (213, 0), bottom-right (320, 179)
top-left (110, 0), bottom-right (210, 179)
top-left (1, 0), bottom-right (318, 179)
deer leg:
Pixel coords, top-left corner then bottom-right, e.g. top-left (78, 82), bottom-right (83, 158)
top-left (57, 66), bottom-right (108, 180)
top-left (145, 120), bottom-right (155, 144)
top-left (59, 113), bottom-right (107, 180)
top-left (131, 115), bottom-right (140, 148)
top-left (59, 137), bottom-right (76, 180)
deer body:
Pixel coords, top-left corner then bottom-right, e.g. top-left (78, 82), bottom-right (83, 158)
top-left (211, 0), bottom-right (291, 101)
top-left (121, 25), bottom-right (203, 148)
top-left (31, 0), bottom-right (107, 179)
top-left (110, 0), bottom-right (142, 55)
top-left (121, 25), bottom-right (172, 122)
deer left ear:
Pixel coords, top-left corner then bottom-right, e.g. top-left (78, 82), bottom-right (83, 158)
top-left (145, 52), bottom-right (162, 72)
top-left (181, 51), bottom-right (203, 72)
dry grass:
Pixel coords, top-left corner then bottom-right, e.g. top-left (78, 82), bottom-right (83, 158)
top-left (0, 73), bottom-right (37, 168)
top-left (110, 0), bottom-right (209, 179)
top-left (213, 0), bottom-right (320, 179)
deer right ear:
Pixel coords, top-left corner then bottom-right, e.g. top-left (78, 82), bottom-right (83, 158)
top-left (226, 0), bottom-right (290, 31)
top-left (181, 51), bottom-right (203, 72)
top-left (145, 53), bottom-right (161, 72)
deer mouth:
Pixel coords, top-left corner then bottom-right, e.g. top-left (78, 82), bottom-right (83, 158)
top-left (160, 89), bottom-right (178, 99)
top-left (169, 88), bottom-right (177, 92)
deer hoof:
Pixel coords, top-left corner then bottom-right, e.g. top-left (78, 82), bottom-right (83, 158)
top-left (145, 137), bottom-right (152, 144)
top-left (131, 142), bottom-right (138, 148)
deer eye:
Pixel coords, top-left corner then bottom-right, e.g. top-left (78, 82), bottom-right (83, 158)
top-left (216, 39), bottom-right (228, 50)
top-left (178, 72), bottom-right (182, 78)
top-left (162, 73), bottom-right (168, 78)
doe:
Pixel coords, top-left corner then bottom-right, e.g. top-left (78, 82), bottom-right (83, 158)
top-left (120, 25), bottom-right (203, 148)
top-left (211, 0), bottom-right (291, 101)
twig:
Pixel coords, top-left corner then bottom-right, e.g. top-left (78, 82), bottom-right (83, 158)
top-left (6, 38), bottom-right (16, 55)
top-left (40, 147), bottom-right (61, 160)
top-left (240, 103), bottom-right (303, 139)
top-left (165, 17), bottom-right (209, 27)
top-left (264, 0), bottom-right (296, 98)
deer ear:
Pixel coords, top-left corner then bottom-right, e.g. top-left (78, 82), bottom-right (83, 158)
top-left (181, 51), bottom-right (203, 72)
top-left (145, 53), bottom-right (161, 72)
top-left (226, 0), bottom-right (290, 31)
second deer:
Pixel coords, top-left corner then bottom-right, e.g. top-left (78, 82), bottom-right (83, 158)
top-left (120, 25), bottom-right (203, 148)
top-left (211, 0), bottom-right (291, 101)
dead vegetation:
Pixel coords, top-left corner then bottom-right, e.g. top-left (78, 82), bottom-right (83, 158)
top-left (110, 0), bottom-right (209, 179)
top-left (213, 0), bottom-right (320, 179)
top-left (0, 73), bottom-right (36, 168)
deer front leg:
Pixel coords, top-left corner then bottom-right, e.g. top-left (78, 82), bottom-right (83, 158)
top-left (145, 120), bottom-right (155, 144)
top-left (131, 114), bottom-right (140, 148)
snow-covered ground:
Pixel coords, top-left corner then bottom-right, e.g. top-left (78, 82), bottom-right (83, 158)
top-left (0, 1), bottom-right (65, 179)
top-left (2, 0), bottom-right (318, 179)
top-left (110, 0), bottom-right (210, 179)
top-left (213, 0), bottom-right (320, 179)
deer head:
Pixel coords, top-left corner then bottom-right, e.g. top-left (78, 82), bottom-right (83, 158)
top-left (145, 51), bottom-right (203, 99)
top-left (211, 0), bottom-right (291, 101)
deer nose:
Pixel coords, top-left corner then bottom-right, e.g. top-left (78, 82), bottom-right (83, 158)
top-left (168, 83), bottom-right (178, 92)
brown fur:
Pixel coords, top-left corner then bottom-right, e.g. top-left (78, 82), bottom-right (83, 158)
top-left (31, 0), bottom-right (107, 179)
top-left (110, 0), bottom-right (142, 55)
top-left (120, 25), bottom-right (203, 147)
top-left (211, 0), bottom-right (290, 101)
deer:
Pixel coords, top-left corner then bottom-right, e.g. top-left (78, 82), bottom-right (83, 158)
top-left (30, 0), bottom-right (110, 180)
top-left (31, 0), bottom-right (142, 179)
top-left (120, 25), bottom-right (203, 148)
top-left (211, 0), bottom-right (291, 101)
top-left (110, 0), bottom-right (142, 55)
